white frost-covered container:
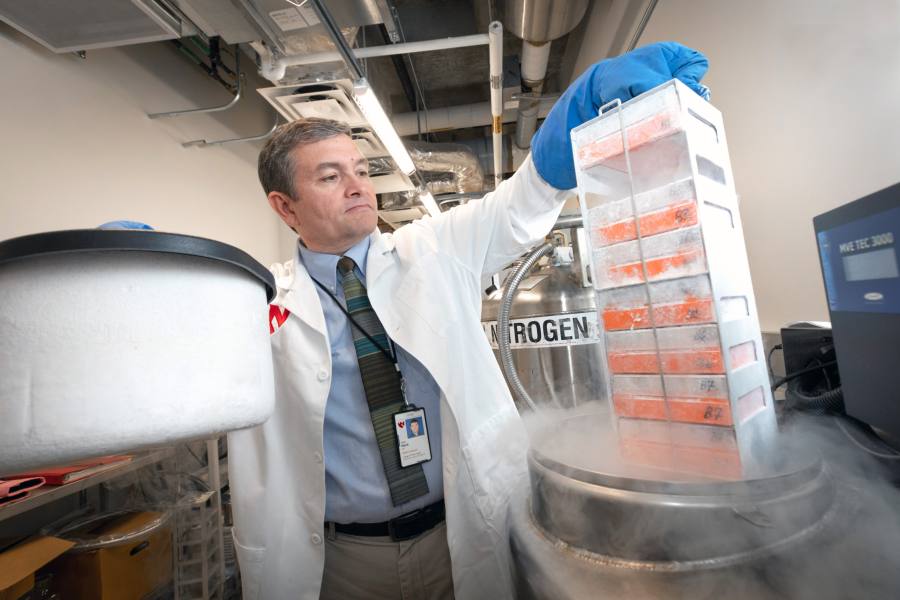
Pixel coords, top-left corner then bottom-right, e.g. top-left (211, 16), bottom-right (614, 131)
top-left (0, 229), bottom-right (276, 474)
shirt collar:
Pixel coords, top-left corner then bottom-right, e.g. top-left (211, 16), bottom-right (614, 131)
top-left (297, 235), bottom-right (371, 292)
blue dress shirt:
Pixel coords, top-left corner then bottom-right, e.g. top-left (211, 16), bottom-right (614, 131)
top-left (297, 236), bottom-right (444, 523)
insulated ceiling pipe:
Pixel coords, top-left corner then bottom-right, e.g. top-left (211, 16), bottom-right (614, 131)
top-left (520, 39), bottom-right (552, 88)
top-left (516, 41), bottom-right (550, 149)
top-left (392, 99), bottom-right (555, 136)
top-left (489, 21), bottom-right (504, 188)
top-left (258, 34), bottom-right (491, 82)
top-left (504, 0), bottom-right (589, 149)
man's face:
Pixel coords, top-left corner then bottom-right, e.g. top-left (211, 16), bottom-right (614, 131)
top-left (410, 421), bottom-right (420, 435)
top-left (268, 134), bottom-right (377, 254)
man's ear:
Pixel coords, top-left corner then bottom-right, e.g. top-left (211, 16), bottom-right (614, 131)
top-left (268, 190), bottom-right (300, 230)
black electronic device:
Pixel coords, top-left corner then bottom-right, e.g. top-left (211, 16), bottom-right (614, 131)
top-left (778, 322), bottom-right (842, 412)
top-left (780, 323), bottom-right (838, 385)
top-left (814, 182), bottom-right (900, 439)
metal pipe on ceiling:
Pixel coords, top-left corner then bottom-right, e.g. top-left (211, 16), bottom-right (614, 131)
top-left (259, 33), bottom-right (490, 81)
top-left (514, 94), bottom-right (541, 149)
top-left (516, 39), bottom-right (552, 149)
top-left (374, 24), bottom-right (418, 112)
top-left (148, 50), bottom-right (243, 119)
top-left (391, 99), bottom-right (554, 137)
top-left (182, 112), bottom-right (280, 147)
top-left (488, 21), bottom-right (504, 188)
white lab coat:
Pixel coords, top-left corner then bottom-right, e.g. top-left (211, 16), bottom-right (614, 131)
top-left (228, 156), bottom-right (567, 600)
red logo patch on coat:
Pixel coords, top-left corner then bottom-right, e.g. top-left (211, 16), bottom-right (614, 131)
top-left (269, 304), bottom-right (291, 334)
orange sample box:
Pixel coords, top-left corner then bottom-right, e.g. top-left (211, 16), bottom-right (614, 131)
top-left (604, 325), bottom-right (759, 375)
top-left (593, 226), bottom-right (708, 290)
top-left (617, 418), bottom-right (743, 480)
top-left (587, 178), bottom-right (700, 247)
top-left (612, 374), bottom-right (732, 426)
top-left (599, 275), bottom-right (715, 331)
top-left (619, 438), bottom-right (742, 480)
top-left (576, 109), bottom-right (681, 170)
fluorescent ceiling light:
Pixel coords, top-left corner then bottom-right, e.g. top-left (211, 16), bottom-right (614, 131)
top-left (351, 78), bottom-right (416, 176)
top-left (418, 189), bottom-right (440, 217)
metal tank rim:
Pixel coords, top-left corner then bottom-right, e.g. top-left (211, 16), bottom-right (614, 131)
top-left (525, 414), bottom-right (838, 562)
top-left (512, 481), bottom-right (850, 575)
top-left (528, 443), bottom-right (826, 498)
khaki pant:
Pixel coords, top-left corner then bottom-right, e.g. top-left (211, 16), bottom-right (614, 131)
top-left (320, 521), bottom-right (455, 600)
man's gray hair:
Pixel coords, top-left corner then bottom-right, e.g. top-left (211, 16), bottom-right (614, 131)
top-left (258, 117), bottom-right (352, 198)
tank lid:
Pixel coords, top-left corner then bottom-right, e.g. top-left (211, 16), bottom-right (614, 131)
top-left (0, 229), bottom-right (276, 302)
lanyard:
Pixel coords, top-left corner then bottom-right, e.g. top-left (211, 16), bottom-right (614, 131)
top-left (311, 276), bottom-right (411, 407)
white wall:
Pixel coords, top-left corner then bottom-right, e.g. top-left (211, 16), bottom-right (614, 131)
top-left (0, 24), bottom-right (292, 267)
top-left (570, 0), bottom-right (900, 331)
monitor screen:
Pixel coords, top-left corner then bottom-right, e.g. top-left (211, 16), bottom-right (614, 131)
top-left (816, 204), bottom-right (900, 314)
top-left (842, 246), bottom-right (898, 282)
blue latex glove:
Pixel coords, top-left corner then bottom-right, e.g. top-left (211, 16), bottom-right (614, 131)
top-left (97, 220), bottom-right (154, 230)
top-left (531, 41), bottom-right (710, 190)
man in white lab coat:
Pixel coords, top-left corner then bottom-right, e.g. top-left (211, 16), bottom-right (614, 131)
top-left (228, 42), bottom-right (709, 599)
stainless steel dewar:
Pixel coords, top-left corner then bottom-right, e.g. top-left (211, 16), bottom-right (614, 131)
top-left (481, 235), bottom-right (605, 410)
top-left (510, 411), bottom-right (900, 599)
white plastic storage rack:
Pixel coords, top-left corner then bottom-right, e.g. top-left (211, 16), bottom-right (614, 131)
top-left (571, 79), bottom-right (777, 479)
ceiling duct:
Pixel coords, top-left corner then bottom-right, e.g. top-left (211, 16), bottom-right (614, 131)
top-left (174, 0), bottom-right (388, 83)
top-left (406, 141), bottom-right (485, 196)
top-left (0, 0), bottom-right (191, 52)
top-left (177, 0), bottom-right (385, 47)
top-left (381, 142), bottom-right (484, 213)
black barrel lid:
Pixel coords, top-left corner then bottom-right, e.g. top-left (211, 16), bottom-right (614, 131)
top-left (0, 229), bottom-right (276, 302)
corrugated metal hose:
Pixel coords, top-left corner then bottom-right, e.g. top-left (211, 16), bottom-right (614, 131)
top-left (497, 242), bottom-right (556, 411)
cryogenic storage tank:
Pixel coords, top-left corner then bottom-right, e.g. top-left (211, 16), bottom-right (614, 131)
top-left (481, 225), bottom-right (606, 410)
top-left (510, 412), bottom-right (900, 599)
top-left (0, 229), bottom-right (276, 474)
top-left (509, 78), bottom-right (900, 600)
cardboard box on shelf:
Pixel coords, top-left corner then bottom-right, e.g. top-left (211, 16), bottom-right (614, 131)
top-left (0, 536), bottom-right (74, 600)
top-left (47, 511), bottom-right (173, 600)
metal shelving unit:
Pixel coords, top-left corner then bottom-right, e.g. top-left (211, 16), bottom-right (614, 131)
top-left (0, 448), bottom-right (175, 522)
top-left (174, 489), bottom-right (224, 600)
top-left (172, 438), bottom-right (227, 600)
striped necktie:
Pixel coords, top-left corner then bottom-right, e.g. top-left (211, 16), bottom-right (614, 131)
top-left (337, 256), bottom-right (429, 506)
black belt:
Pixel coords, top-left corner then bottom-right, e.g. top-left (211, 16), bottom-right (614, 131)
top-left (327, 500), bottom-right (445, 542)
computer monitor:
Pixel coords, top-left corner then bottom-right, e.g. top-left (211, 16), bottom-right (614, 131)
top-left (814, 182), bottom-right (900, 439)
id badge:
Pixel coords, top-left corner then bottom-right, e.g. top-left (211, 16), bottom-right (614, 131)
top-left (393, 406), bottom-right (432, 468)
